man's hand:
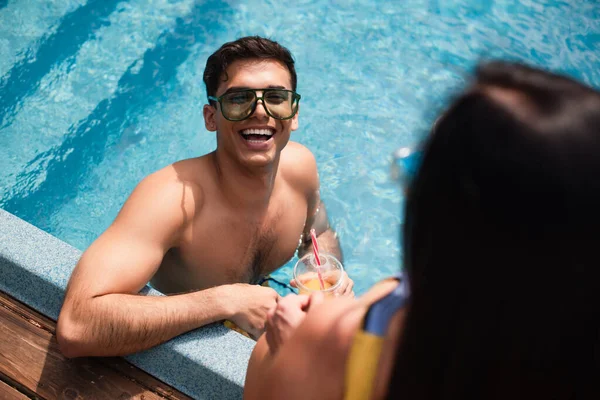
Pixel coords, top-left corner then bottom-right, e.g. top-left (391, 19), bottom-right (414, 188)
top-left (333, 271), bottom-right (354, 297)
top-left (290, 271), bottom-right (355, 297)
top-left (228, 284), bottom-right (280, 340)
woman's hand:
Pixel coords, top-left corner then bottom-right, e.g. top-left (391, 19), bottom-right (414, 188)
top-left (265, 292), bottom-right (325, 354)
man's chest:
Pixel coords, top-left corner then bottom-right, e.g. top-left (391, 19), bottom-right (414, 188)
top-left (176, 198), bottom-right (308, 286)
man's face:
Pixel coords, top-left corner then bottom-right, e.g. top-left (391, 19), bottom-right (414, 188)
top-left (203, 59), bottom-right (299, 168)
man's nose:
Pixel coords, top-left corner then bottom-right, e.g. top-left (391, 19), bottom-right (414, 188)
top-left (253, 98), bottom-right (269, 119)
top-left (254, 93), bottom-right (269, 118)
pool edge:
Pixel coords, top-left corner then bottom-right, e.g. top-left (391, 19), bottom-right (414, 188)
top-left (0, 208), bottom-right (254, 399)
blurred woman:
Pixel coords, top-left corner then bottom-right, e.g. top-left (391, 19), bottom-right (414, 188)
top-left (244, 61), bottom-right (600, 400)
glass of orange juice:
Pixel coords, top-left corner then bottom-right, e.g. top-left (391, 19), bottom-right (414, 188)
top-left (293, 253), bottom-right (344, 296)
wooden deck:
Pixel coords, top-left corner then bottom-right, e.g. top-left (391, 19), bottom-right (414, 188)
top-left (0, 291), bottom-right (192, 400)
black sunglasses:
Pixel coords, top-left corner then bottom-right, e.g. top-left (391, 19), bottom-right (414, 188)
top-left (208, 88), bottom-right (301, 121)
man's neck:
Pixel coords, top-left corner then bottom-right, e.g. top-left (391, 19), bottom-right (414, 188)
top-left (211, 149), bottom-right (280, 211)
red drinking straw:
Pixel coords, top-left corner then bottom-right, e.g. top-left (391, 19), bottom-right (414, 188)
top-left (310, 229), bottom-right (326, 290)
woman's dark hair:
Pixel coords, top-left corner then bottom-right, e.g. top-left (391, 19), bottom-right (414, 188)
top-left (203, 36), bottom-right (297, 102)
top-left (389, 62), bottom-right (600, 399)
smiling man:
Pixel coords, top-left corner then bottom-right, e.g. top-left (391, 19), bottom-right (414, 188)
top-left (56, 36), bottom-right (350, 357)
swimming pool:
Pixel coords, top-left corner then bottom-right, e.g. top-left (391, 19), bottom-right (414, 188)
top-left (1, 0), bottom-right (599, 296)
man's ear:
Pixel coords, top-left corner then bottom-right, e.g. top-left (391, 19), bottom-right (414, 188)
top-left (291, 104), bottom-right (300, 131)
top-left (204, 103), bottom-right (217, 132)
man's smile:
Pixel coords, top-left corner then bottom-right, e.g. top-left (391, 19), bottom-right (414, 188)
top-left (239, 127), bottom-right (276, 149)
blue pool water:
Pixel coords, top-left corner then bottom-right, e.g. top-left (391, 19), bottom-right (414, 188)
top-left (1, 0), bottom-right (599, 296)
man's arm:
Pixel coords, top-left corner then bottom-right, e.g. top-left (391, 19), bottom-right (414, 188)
top-left (282, 143), bottom-right (342, 262)
top-left (298, 195), bottom-right (343, 262)
top-left (297, 194), bottom-right (353, 295)
top-left (282, 142), bottom-right (351, 294)
top-left (56, 169), bottom-right (278, 357)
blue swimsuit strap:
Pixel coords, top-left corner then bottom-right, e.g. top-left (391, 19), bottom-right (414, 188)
top-left (362, 273), bottom-right (410, 337)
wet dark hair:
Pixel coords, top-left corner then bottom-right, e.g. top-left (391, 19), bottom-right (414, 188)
top-left (203, 36), bottom-right (297, 103)
top-left (389, 62), bottom-right (600, 399)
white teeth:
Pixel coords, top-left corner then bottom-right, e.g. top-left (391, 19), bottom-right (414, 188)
top-left (241, 128), bottom-right (274, 136)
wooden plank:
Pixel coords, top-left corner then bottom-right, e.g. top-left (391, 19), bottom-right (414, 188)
top-left (98, 358), bottom-right (192, 400)
top-left (0, 291), bottom-right (192, 400)
top-left (0, 369), bottom-right (41, 399)
top-left (0, 378), bottom-right (32, 400)
top-left (0, 291), bottom-right (56, 333)
top-left (0, 292), bottom-right (192, 399)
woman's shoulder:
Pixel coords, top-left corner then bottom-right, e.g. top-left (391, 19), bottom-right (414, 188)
top-left (295, 278), bottom-right (402, 357)
top-left (250, 279), bottom-right (402, 400)
top-left (299, 297), bottom-right (364, 348)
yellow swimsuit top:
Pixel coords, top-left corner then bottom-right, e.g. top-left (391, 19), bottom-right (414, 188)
top-left (344, 275), bottom-right (409, 400)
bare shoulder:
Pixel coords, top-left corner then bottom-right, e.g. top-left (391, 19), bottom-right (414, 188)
top-left (280, 141), bottom-right (319, 193)
top-left (297, 281), bottom-right (401, 354)
top-left (117, 157), bottom-right (208, 229)
top-left (267, 298), bottom-right (365, 399)
top-left (248, 284), bottom-right (402, 400)
top-left (296, 297), bottom-right (365, 358)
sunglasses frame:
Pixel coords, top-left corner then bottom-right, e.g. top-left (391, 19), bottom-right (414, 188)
top-left (208, 88), bottom-right (301, 122)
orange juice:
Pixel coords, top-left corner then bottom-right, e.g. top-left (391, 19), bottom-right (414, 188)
top-left (294, 253), bottom-right (344, 296)
top-left (298, 277), bottom-right (333, 295)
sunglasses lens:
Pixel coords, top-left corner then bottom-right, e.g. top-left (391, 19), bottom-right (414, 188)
top-left (264, 90), bottom-right (297, 119)
top-left (219, 90), bottom-right (299, 121)
top-left (221, 91), bottom-right (256, 120)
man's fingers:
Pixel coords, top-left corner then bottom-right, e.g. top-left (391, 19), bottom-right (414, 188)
top-left (345, 279), bottom-right (354, 295)
top-left (289, 279), bottom-right (298, 288)
top-left (249, 327), bottom-right (262, 341)
top-left (268, 299), bottom-right (278, 314)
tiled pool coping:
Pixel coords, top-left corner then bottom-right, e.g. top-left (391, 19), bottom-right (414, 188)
top-left (0, 208), bottom-right (254, 399)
